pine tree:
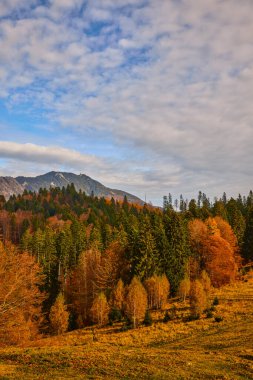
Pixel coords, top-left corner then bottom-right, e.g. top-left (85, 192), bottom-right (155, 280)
top-left (163, 211), bottom-right (189, 294)
top-left (49, 293), bottom-right (69, 335)
top-left (226, 199), bottom-right (245, 247)
top-left (242, 207), bottom-right (253, 261)
top-left (134, 215), bottom-right (158, 280)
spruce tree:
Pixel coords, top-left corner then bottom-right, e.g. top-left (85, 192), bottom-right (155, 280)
top-left (242, 207), bottom-right (253, 261)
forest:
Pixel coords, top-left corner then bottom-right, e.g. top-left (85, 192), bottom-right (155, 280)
top-left (0, 185), bottom-right (253, 345)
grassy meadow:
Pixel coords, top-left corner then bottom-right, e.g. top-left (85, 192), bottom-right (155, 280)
top-left (0, 272), bottom-right (253, 380)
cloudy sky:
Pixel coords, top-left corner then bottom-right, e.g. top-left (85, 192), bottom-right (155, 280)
top-left (0, 0), bottom-right (253, 205)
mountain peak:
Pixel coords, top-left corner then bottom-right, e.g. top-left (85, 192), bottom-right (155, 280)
top-left (0, 171), bottom-right (144, 204)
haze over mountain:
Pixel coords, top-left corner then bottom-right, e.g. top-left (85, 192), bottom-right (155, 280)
top-left (0, 171), bottom-right (144, 204)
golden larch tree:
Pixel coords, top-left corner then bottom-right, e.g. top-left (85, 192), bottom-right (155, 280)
top-left (178, 277), bottom-right (191, 301)
top-left (49, 293), bottom-right (69, 335)
top-left (90, 292), bottom-right (109, 326)
top-left (0, 242), bottom-right (45, 345)
top-left (125, 277), bottom-right (147, 328)
top-left (200, 270), bottom-right (211, 295)
top-left (190, 279), bottom-right (207, 317)
top-left (144, 274), bottom-right (169, 309)
top-left (111, 278), bottom-right (124, 311)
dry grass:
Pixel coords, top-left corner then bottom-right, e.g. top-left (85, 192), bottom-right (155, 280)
top-left (0, 272), bottom-right (253, 379)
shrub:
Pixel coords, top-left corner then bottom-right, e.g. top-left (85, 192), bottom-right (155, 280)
top-left (109, 308), bottom-right (122, 323)
top-left (143, 310), bottom-right (153, 326)
top-left (163, 310), bottom-right (171, 323)
top-left (215, 316), bottom-right (223, 322)
top-left (187, 314), bottom-right (200, 321)
top-left (213, 296), bottom-right (219, 306)
top-left (163, 306), bottom-right (177, 322)
top-left (206, 310), bottom-right (213, 318)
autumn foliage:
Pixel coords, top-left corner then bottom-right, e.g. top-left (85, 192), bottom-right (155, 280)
top-left (49, 293), bottom-right (69, 335)
top-left (90, 292), bottom-right (109, 326)
top-left (188, 218), bottom-right (238, 287)
top-left (124, 277), bottom-right (147, 328)
top-left (190, 279), bottom-right (207, 317)
top-left (144, 274), bottom-right (170, 309)
top-left (0, 242), bottom-right (45, 345)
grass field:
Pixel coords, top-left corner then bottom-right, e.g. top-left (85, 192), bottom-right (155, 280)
top-left (0, 272), bottom-right (253, 380)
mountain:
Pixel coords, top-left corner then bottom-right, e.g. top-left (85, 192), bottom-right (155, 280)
top-left (0, 171), bottom-right (144, 204)
top-left (0, 177), bottom-right (24, 200)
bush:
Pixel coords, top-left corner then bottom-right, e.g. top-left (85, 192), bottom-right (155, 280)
top-left (213, 297), bottom-right (219, 306)
top-left (109, 308), bottom-right (122, 323)
top-left (214, 316), bottom-right (223, 322)
top-left (120, 324), bottom-right (133, 332)
top-left (163, 306), bottom-right (177, 323)
top-left (163, 310), bottom-right (171, 323)
top-left (143, 310), bottom-right (153, 326)
top-left (206, 310), bottom-right (213, 318)
top-left (187, 314), bottom-right (200, 321)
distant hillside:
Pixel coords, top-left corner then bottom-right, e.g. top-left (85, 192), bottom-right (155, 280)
top-left (0, 176), bottom-right (24, 200)
top-left (0, 171), bottom-right (144, 204)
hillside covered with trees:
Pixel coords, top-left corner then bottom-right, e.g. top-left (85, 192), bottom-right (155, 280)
top-left (0, 185), bottom-right (252, 345)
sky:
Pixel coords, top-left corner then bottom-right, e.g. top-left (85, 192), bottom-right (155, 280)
top-left (0, 0), bottom-right (253, 206)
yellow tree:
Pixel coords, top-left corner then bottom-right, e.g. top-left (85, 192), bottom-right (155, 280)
top-left (200, 270), bottom-right (211, 295)
top-left (0, 242), bottom-right (45, 344)
top-left (189, 280), bottom-right (207, 318)
top-left (111, 278), bottom-right (124, 311)
top-left (90, 292), bottom-right (109, 326)
top-left (144, 274), bottom-right (170, 309)
top-left (125, 277), bottom-right (147, 328)
top-left (49, 293), bottom-right (69, 335)
top-left (178, 277), bottom-right (191, 301)
top-left (67, 249), bottom-right (100, 326)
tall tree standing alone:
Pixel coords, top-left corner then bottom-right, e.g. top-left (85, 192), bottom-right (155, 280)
top-left (190, 280), bottom-right (207, 318)
top-left (125, 277), bottom-right (147, 328)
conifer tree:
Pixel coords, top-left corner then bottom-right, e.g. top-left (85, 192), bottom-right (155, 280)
top-left (134, 215), bottom-right (158, 280)
top-left (163, 211), bottom-right (189, 293)
top-left (242, 207), bottom-right (253, 261)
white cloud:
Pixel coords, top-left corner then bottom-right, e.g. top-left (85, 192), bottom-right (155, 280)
top-left (0, 0), bottom-right (253, 204)
top-left (0, 141), bottom-right (105, 170)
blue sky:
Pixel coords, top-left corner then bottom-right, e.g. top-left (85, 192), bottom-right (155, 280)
top-left (0, 0), bottom-right (253, 205)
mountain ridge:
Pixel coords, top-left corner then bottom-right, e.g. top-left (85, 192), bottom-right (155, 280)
top-left (0, 171), bottom-right (144, 204)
